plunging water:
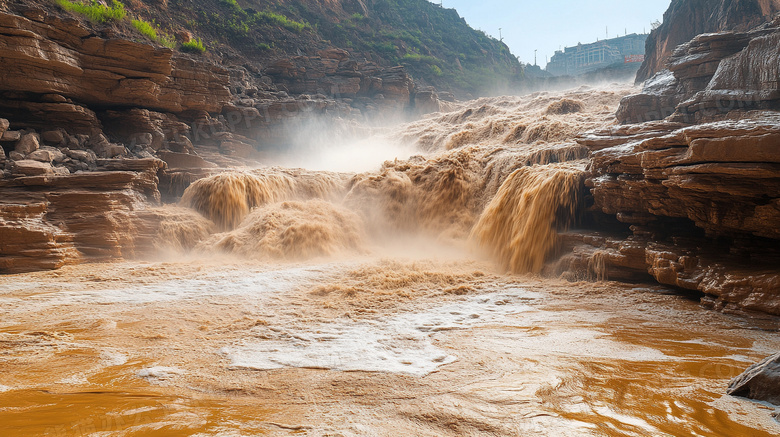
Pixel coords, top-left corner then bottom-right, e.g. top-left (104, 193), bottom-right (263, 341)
top-left (1, 86), bottom-right (778, 436)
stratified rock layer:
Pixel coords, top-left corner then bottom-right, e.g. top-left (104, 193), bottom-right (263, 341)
top-left (636, 0), bottom-right (780, 83)
top-left (568, 16), bottom-right (780, 316)
top-left (0, 9), bottom-right (230, 133)
top-left (0, 159), bottom-right (167, 273)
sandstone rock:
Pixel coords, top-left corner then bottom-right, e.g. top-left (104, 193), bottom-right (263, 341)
top-left (67, 149), bottom-right (96, 164)
top-left (0, 10), bottom-right (230, 132)
top-left (220, 140), bottom-right (255, 158)
top-left (41, 129), bottom-right (65, 145)
top-left (157, 151), bottom-right (217, 169)
top-left (1, 130), bottom-right (21, 142)
top-left (27, 149), bottom-right (55, 163)
top-left (101, 109), bottom-right (190, 151)
top-left (0, 118), bottom-right (8, 137)
top-left (15, 132), bottom-right (40, 155)
top-left (319, 48), bottom-right (350, 61)
top-left (11, 159), bottom-right (53, 176)
top-left (52, 166), bottom-right (70, 176)
top-left (0, 162), bottom-right (166, 272)
top-left (572, 17), bottom-right (780, 317)
top-left (0, 203), bottom-right (81, 273)
top-left (728, 352), bottom-right (780, 405)
top-left (414, 88), bottom-right (441, 115)
top-left (8, 151), bottom-right (24, 161)
top-left (636, 0), bottom-right (780, 83)
top-left (619, 20), bottom-right (780, 124)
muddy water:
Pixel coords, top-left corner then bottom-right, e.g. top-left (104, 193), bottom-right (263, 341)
top-left (0, 258), bottom-right (778, 436)
top-left (2, 86), bottom-right (780, 436)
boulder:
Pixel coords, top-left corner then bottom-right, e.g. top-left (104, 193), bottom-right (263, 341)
top-left (11, 159), bottom-right (53, 176)
top-left (41, 129), bottom-right (66, 145)
top-left (67, 149), bottom-right (96, 164)
top-left (728, 352), bottom-right (780, 405)
top-left (0, 118), bottom-right (8, 137)
top-left (27, 149), bottom-right (55, 163)
top-left (1, 130), bottom-right (21, 142)
top-left (15, 132), bottom-right (40, 155)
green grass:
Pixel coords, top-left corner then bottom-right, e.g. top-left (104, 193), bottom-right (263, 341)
top-left (132, 18), bottom-right (157, 40)
top-left (255, 11), bottom-right (308, 32)
top-left (181, 38), bottom-right (206, 54)
top-left (132, 18), bottom-right (176, 49)
top-left (56, 0), bottom-right (126, 23)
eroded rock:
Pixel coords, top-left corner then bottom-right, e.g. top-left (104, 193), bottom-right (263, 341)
top-left (728, 353), bottom-right (780, 405)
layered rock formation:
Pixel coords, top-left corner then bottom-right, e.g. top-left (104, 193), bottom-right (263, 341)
top-left (562, 16), bottom-right (780, 315)
top-left (636, 0), bottom-right (780, 83)
top-left (0, 159), bottom-right (164, 273)
top-left (0, 7), bottom-right (230, 133)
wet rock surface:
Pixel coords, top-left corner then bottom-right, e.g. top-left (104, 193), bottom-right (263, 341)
top-left (729, 352), bottom-right (780, 406)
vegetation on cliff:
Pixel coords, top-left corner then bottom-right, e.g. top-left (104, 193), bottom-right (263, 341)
top-left (49, 0), bottom-right (520, 97)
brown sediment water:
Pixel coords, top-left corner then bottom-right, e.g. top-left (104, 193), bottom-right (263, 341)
top-left (471, 162), bottom-right (585, 273)
top-left (2, 86), bottom-right (779, 436)
top-left (0, 260), bottom-right (778, 436)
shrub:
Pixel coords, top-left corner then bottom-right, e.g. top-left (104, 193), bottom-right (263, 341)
top-left (158, 33), bottom-right (176, 49)
top-left (56, 0), bottom-right (126, 23)
top-left (181, 38), bottom-right (206, 54)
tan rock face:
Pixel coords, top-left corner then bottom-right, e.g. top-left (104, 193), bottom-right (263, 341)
top-left (0, 159), bottom-right (167, 273)
top-left (636, 0), bottom-right (780, 83)
top-left (619, 21), bottom-right (780, 124)
top-left (0, 9), bottom-right (230, 133)
top-left (15, 133), bottom-right (40, 155)
top-left (570, 17), bottom-right (780, 316)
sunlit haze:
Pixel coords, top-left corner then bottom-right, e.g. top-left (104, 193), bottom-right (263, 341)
top-left (430, 0), bottom-right (671, 66)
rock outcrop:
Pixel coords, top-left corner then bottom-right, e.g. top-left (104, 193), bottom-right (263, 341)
top-left (728, 352), bottom-right (780, 406)
top-left (0, 158), bottom-right (170, 273)
top-left (636, 0), bottom-right (780, 83)
top-left (620, 16), bottom-right (780, 124)
top-left (0, 8), bottom-right (230, 133)
top-left (560, 15), bottom-right (780, 316)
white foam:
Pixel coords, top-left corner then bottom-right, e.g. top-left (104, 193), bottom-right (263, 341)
top-left (221, 290), bottom-right (538, 377)
top-left (136, 366), bottom-right (184, 381)
top-left (101, 351), bottom-right (129, 367)
top-left (0, 265), bottom-right (335, 308)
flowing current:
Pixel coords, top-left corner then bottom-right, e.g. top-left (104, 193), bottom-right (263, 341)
top-left (1, 86), bottom-right (779, 436)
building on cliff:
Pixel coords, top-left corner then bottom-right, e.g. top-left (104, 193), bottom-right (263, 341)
top-left (546, 33), bottom-right (648, 77)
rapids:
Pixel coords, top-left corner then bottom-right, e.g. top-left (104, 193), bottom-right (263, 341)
top-left (1, 85), bottom-right (778, 436)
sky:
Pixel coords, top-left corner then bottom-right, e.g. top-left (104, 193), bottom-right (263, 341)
top-left (429, 0), bottom-right (671, 67)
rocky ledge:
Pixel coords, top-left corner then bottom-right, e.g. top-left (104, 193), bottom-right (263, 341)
top-left (556, 15), bottom-right (780, 316)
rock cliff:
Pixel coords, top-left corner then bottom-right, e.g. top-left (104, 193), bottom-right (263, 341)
top-left (561, 15), bottom-right (780, 315)
top-left (636, 0), bottom-right (780, 83)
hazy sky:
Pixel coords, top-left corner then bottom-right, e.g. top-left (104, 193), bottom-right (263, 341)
top-left (429, 0), bottom-right (671, 66)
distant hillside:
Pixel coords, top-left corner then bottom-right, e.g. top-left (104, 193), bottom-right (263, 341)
top-left (101, 0), bottom-right (521, 97)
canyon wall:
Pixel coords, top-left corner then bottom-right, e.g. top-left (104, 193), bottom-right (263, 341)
top-left (636, 0), bottom-right (780, 83)
top-left (561, 15), bottom-right (780, 315)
